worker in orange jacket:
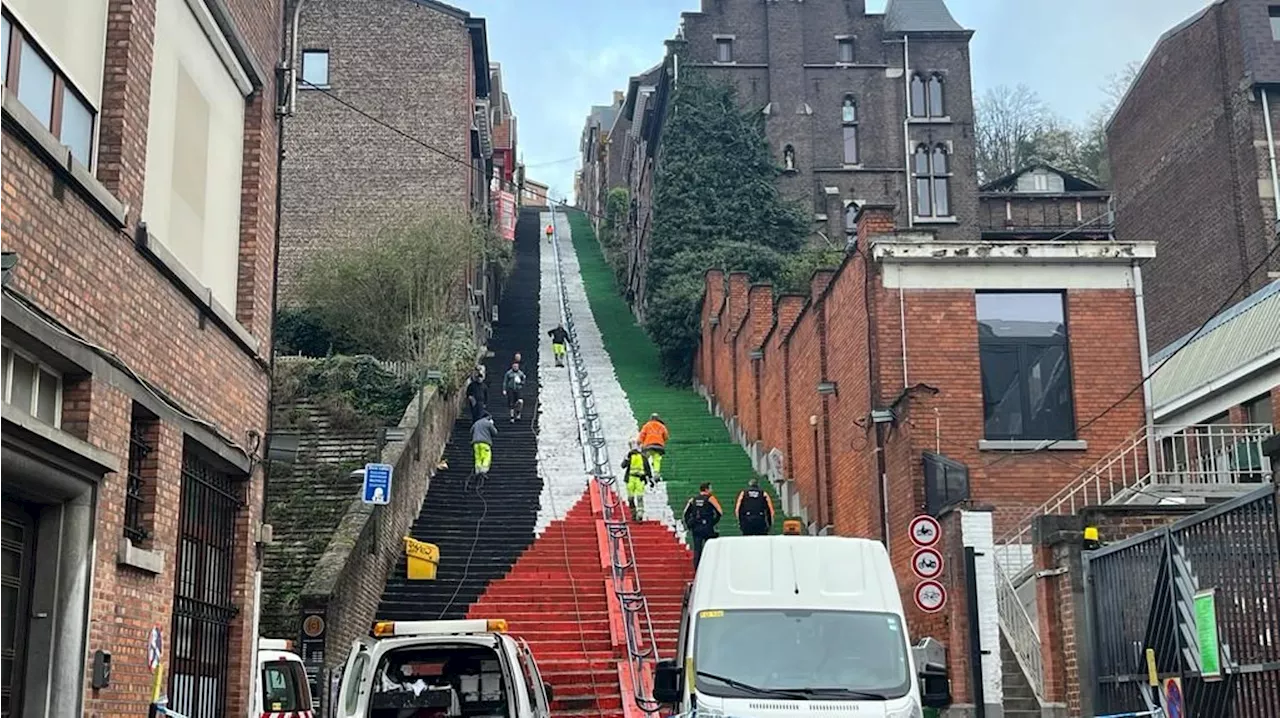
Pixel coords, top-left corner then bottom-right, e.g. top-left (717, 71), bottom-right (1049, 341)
top-left (637, 413), bottom-right (669, 479)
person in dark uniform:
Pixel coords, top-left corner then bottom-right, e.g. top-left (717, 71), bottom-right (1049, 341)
top-left (465, 367), bottom-right (488, 423)
top-left (682, 483), bottom-right (723, 569)
top-left (735, 478), bottom-right (775, 536)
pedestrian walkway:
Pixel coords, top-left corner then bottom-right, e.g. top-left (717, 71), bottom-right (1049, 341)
top-left (565, 210), bottom-right (781, 539)
top-left (376, 209), bottom-right (543, 620)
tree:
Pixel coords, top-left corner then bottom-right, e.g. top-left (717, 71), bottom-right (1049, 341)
top-left (643, 71), bottom-right (810, 383)
top-left (975, 84), bottom-right (1053, 183)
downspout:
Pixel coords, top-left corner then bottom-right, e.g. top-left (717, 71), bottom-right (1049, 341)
top-left (903, 35), bottom-right (913, 227)
top-left (1133, 263), bottom-right (1158, 473)
top-left (1261, 88), bottom-right (1280, 231)
top-left (875, 421), bottom-right (889, 546)
top-left (898, 265), bottom-right (908, 389)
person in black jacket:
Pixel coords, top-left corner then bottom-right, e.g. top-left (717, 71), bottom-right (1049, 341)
top-left (735, 478), bottom-right (775, 536)
top-left (682, 483), bottom-right (723, 569)
top-left (465, 367), bottom-right (488, 423)
top-left (548, 325), bottom-right (569, 367)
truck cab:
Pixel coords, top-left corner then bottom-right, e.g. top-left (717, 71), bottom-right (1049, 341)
top-left (333, 619), bottom-right (553, 718)
top-left (653, 535), bottom-right (926, 718)
top-left (254, 638), bottom-right (314, 717)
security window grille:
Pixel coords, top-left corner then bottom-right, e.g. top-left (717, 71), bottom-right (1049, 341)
top-left (977, 292), bottom-right (1076, 441)
top-left (123, 415), bottom-right (152, 542)
top-left (169, 446), bottom-right (242, 717)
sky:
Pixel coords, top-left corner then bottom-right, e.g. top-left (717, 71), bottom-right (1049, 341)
top-left (461, 0), bottom-right (1215, 202)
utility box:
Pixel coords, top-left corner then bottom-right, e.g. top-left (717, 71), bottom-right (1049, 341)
top-left (404, 537), bottom-right (439, 580)
top-left (913, 637), bottom-right (951, 708)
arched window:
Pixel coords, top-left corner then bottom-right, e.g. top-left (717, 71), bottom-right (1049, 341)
top-left (910, 74), bottom-right (927, 118)
top-left (841, 95), bottom-right (858, 164)
top-left (913, 143), bottom-right (951, 218)
top-left (927, 74), bottom-right (945, 117)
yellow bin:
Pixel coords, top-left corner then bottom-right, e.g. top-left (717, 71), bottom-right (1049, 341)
top-left (404, 537), bottom-right (440, 580)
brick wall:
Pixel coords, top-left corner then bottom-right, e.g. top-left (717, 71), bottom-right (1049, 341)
top-left (278, 0), bottom-right (476, 303)
top-left (1, 0), bottom-right (279, 711)
top-left (1108, 0), bottom-right (1278, 348)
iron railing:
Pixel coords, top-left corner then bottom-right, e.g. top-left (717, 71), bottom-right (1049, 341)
top-left (169, 445), bottom-right (242, 718)
top-left (992, 422), bottom-right (1273, 704)
top-left (123, 416), bottom-right (151, 542)
top-left (547, 205), bottom-right (661, 716)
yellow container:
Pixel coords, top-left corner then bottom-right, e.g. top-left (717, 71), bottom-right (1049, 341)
top-left (404, 537), bottom-right (440, 580)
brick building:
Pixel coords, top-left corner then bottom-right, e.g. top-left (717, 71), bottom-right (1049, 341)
top-left (1108, 0), bottom-right (1280, 349)
top-left (1, 0), bottom-right (279, 713)
top-left (978, 163), bottom-right (1113, 241)
top-left (490, 62), bottom-right (518, 195)
top-left (277, 0), bottom-right (493, 302)
top-left (576, 93), bottom-right (622, 225)
top-left (521, 178), bottom-right (549, 207)
top-left (694, 206), bottom-right (1156, 714)
top-left (616, 58), bottom-right (673, 314)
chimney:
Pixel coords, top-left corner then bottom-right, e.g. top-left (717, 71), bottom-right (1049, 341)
top-left (614, 90), bottom-right (625, 105)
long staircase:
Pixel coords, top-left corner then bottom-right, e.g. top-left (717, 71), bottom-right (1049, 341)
top-left (993, 422), bottom-right (1273, 708)
top-left (377, 209), bottom-right (543, 620)
top-left (467, 497), bottom-right (622, 716)
top-left (628, 522), bottom-right (694, 658)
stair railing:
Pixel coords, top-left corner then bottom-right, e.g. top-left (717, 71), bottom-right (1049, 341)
top-left (547, 205), bottom-right (662, 716)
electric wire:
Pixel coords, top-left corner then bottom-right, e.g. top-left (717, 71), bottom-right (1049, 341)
top-left (436, 466), bottom-right (489, 619)
top-left (985, 237), bottom-right (1280, 468)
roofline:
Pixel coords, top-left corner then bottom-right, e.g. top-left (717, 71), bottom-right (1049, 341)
top-left (1151, 279), bottom-right (1280, 363)
top-left (408, 0), bottom-right (470, 20)
top-left (978, 190), bottom-right (1112, 199)
top-left (1105, 0), bottom-right (1226, 134)
top-left (466, 17), bottom-right (490, 98)
top-left (1152, 348), bottom-right (1280, 420)
top-left (978, 162), bottom-right (1105, 192)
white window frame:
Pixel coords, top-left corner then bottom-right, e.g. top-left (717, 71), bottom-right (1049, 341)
top-left (300, 48), bottom-right (329, 88)
top-left (1, 339), bottom-right (64, 428)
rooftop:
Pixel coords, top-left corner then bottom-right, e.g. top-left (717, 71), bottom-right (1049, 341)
top-left (883, 0), bottom-right (966, 34)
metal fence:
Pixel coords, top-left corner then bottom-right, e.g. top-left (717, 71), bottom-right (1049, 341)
top-left (1085, 484), bottom-right (1279, 718)
top-left (169, 446), bottom-right (244, 718)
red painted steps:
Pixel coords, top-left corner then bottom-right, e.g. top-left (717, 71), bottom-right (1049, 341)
top-left (467, 496), bottom-right (625, 717)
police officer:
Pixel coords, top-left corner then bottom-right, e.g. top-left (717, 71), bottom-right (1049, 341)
top-left (682, 483), bottom-right (723, 569)
top-left (735, 478), bottom-right (775, 536)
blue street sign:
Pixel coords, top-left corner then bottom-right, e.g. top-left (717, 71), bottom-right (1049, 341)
top-left (362, 463), bottom-right (393, 505)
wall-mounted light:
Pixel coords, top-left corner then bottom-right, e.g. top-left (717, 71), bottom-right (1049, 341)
top-left (266, 432), bottom-right (302, 463)
top-left (809, 415), bottom-right (818, 427)
top-left (749, 349), bottom-right (764, 360)
top-left (871, 408), bottom-right (896, 424)
top-left (817, 381), bottom-right (838, 396)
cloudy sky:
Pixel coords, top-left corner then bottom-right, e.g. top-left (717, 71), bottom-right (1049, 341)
top-left (461, 0), bottom-right (1214, 201)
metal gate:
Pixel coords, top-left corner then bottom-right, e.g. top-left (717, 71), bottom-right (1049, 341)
top-left (169, 446), bottom-right (243, 717)
top-left (1085, 484), bottom-right (1279, 717)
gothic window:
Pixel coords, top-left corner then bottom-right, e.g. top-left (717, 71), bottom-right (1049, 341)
top-left (914, 144), bottom-right (951, 217)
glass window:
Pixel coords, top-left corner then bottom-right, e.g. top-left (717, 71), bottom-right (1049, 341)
top-left (837, 38), bottom-right (854, 63)
top-left (301, 49), bottom-right (329, 87)
top-left (261, 661), bottom-right (310, 711)
top-left (842, 125), bottom-right (858, 164)
top-left (17, 41), bottom-right (55, 127)
top-left (342, 652), bottom-right (368, 714)
top-left (693, 609), bottom-right (912, 699)
top-left (35, 369), bottom-right (58, 425)
top-left (910, 74), bottom-right (926, 117)
top-left (844, 202), bottom-right (859, 235)
top-left (977, 292), bottom-right (1075, 441)
top-left (1246, 392), bottom-right (1274, 427)
top-left (61, 86), bottom-right (94, 166)
top-left (716, 38), bottom-right (733, 63)
top-left (914, 144), bottom-right (951, 218)
top-left (2, 16), bottom-right (11, 83)
top-left (927, 74), bottom-right (945, 117)
top-left (1271, 7), bottom-right (1280, 42)
top-left (842, 95), bottom-right (856, 123)
top-left (8, 354), bottom-right (35, 414)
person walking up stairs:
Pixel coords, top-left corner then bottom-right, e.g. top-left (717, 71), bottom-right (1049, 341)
top-left (471, 411), bottom-right (497, 479)
top-left (503, 361), bottom-right (527, 423)
top-left (638, 413), bottom-right (669, 480)
top-left (548, 324), bottom-right (569, 368)
top-left (621, 440), bottom-right (654, 521)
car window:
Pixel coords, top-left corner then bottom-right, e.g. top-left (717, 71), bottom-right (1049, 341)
top-left (516, 644), bottom-right (547, 714)
top-left (343, 651), bottom-right (370, 714)
top-left (261, 660), bottom-right (311, 711)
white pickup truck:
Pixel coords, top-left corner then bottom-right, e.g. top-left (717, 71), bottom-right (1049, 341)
top-left (332, 618), bottom-right (554, 718)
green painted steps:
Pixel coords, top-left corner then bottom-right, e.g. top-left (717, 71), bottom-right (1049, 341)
top-left (565, 210), bottom-right (780, 539)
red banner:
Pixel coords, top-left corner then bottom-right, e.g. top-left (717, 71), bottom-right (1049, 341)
top-left (497, 191), bottom-right (516, 241)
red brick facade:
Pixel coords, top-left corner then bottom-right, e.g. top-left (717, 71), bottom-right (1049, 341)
top-left (693, 207), bottom-right (1153, 704)
top-left (1, 0), bottom-right (279, 713)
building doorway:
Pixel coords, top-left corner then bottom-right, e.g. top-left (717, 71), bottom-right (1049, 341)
top-left (1, 499), bottom-right (37, 718)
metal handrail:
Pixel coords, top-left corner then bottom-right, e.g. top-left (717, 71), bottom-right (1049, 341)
top-left (547, 205), bottom-right (662, 715)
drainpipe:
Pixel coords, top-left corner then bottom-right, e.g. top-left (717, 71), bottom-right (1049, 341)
top-left (875, 420), bottom-right (889, 546)
top-left (1261, 88), bottom-right (1280, 231)
top-left (903, 36), bottom-right (913, 227)
top-left (1133, 263), bottom-right (1157, 473)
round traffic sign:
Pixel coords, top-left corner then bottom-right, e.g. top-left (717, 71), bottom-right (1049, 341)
top-left (908, 515), bottom-right (942, 547)
top-left (911, 547), bottom-right (944, 580)
top-left (913, 580), bottom-right (947, 613)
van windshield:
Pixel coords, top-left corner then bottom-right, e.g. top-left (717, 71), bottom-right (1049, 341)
top-left (693, 609), bottom-right (911, 700)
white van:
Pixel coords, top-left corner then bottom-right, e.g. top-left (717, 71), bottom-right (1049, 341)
top-left (653, 536), bottom-right (926, 718)
top-left (333, 619), bottom-right (553, 718)
top-left (254, 638), bottom-right (314, 717)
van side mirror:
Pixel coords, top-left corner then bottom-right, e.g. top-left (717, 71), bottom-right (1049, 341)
top-left (543, 681), bottom-right (554, 704)
top-left (652, 659), bottom-right (682, 704)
